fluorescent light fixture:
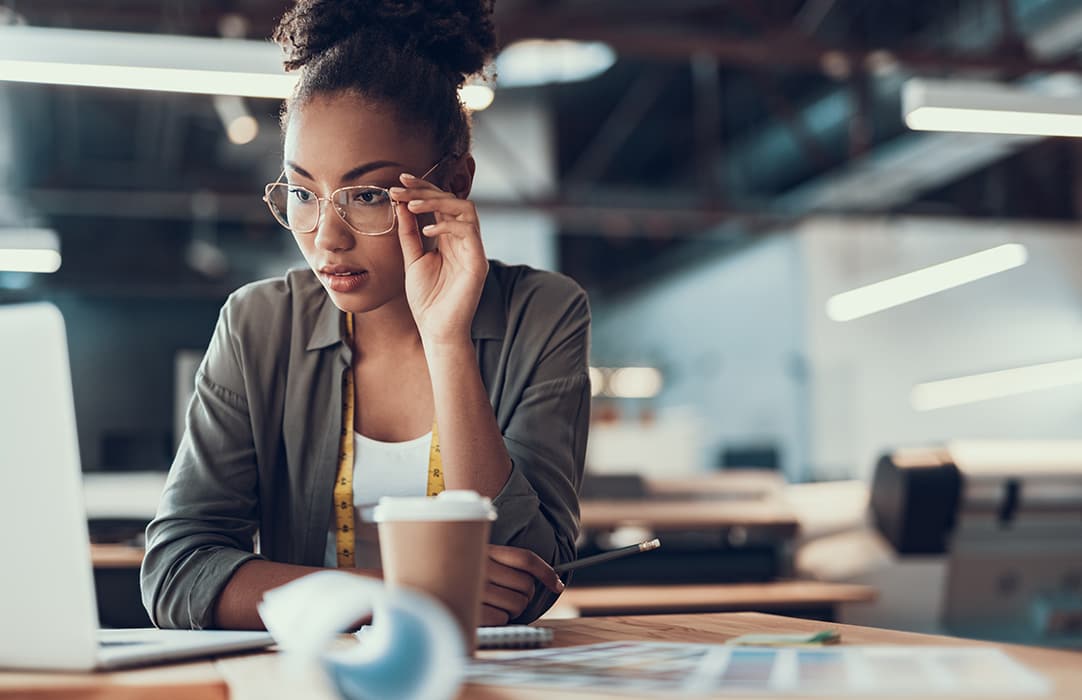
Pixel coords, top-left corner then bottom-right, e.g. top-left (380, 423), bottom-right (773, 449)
top-left (0, 25), bottom-right (493, 107)
top-left (459, 84), bottom-right (494, 112)
top-left (496, 40), bottom-right (616, 88)
top-left (606, 367), bottom-right (663, 399)
top-left (912, 357), bottom-right (1082, 411)
top-left (0, 228), bottom-right (61, 273)
top-left (826, 243), bottom-right (1027, 322)
top-left (0, 26), bottom-right (297, 98)
top-left (904, 78), bottom-right (1082, 138)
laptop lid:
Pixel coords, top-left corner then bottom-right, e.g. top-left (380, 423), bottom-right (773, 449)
top-left (0, 303), bottom-right (100, 670)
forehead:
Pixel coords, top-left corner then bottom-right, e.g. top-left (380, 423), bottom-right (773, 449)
top-left (283, 93), bottom-right (436, 175)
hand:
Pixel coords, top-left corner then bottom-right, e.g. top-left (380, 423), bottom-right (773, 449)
top-left (390, 173), bottom-right (488, 346)
top-left (481, 545), bottom-right (565, 626)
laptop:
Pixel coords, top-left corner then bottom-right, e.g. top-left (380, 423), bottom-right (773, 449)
top-left (0, 303), bottom-right (275, 671)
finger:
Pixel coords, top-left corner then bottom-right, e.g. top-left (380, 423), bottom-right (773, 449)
top-left (480, 604), bottom-right (509, 627)
top-left (483, 581), bottom-right (530, 618)
top-left (486, 558), bottom-right (536, 597)
top-left (487, 546), bottom-right (565, 594)
top-left (388, 186), bottom-right (455, 203)
top-left (420, 220), bottom-right (481, 240)
top-left (395, 201), bottom-right (424, 266)
top-left (405, 197), bottom-right (477, 223)
top-left (400, 172), bottom-right (445, 189)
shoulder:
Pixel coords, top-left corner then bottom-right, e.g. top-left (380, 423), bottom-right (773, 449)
top-left (218, 268), bottom-right (325, 341)
top-left (486, 260), bottom-right (589, 322)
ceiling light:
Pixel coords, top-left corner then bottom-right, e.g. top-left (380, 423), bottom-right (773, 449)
top-left (213, 95), bottom-right (259, 144)
top-left (904, 78), bottom-right (1082, 138)
top-left (826, 243), bottom-right (1027, 322)
top-left (0, 228), bottom-right (61, 273)
top-left (0, 26), bottom-right (296, 98)
top-left (589, 367), bottom-right (605, 397)
top-left (0, 25), bottom-right (495, 107)
top-left (911, 357), bottom-right (1082, 411)
top-left (459, 84), bottom-right (494, 111)
top-left (495, 40), bottom-right (616, 88)
top-left (606, 367), bottom-right (663, 399)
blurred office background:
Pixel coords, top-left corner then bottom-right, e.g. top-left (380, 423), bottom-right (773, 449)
top-left (2, 1), bottom-right (1081, 642)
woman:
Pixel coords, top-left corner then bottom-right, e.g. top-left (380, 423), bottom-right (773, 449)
top-left (140, 0), bottom-right (589, 630)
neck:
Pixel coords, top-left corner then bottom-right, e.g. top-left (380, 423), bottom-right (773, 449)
top-left (350, 295), bottom-right (422, 354)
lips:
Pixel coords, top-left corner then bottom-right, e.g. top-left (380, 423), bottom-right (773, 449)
top-left (320, 263), bottom-right (366, 276)
top-left (318, 263), bottom-right (369, 293)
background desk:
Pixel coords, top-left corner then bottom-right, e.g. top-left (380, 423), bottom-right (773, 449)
top-left (3, 612), bottom-right (1079, 699)
top-left (548, 580), bottom-right (877, 619)
top-left (90, 545), bottom-right (875, 623)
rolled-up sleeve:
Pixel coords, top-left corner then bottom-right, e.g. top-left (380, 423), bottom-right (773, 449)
top-left (140, 301), bottom-right (263, 629)
top-left (490, 283), bottom-right (591, 623)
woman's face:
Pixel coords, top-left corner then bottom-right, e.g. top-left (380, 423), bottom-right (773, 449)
top-left (282, 92), bottom-right (440, 315)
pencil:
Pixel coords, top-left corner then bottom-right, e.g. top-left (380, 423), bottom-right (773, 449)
top-left (554, 538), bottom-right (661, 574)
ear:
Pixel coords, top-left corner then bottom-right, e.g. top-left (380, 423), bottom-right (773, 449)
top-left (448, 154), bottom-right (476, 199)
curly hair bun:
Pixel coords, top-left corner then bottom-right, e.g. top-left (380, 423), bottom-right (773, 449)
top-left (274, 0), bottom-right (496, 85)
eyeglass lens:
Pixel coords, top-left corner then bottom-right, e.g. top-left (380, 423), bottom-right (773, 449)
top-left (265, 185), bottom-right (395, 234)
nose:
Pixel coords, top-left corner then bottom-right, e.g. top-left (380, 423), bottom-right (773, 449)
top-left (312, 199), bottom-right (354, 252)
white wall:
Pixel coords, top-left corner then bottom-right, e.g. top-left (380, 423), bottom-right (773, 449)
top-left (802, 216), bottom-right (1082, 479)
top-left (589, 215), bottom-right (1082, 482)
top-left (0, 87), bottom-right (20, 225)
top-left (590, 235), bottom-right (808, 479)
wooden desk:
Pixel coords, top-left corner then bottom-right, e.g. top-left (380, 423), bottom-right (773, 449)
top-left (579, 471), bottom-right (800, 535)
top-left (550, 580), bottom-right (877, 617)
top-left (3, 613), bottom-right (1078, 699)
top-left (90, 544), bottom-right (145, 569)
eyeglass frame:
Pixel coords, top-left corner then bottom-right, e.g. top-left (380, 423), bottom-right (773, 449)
top-left (262, 155), bottom-right (456, 236)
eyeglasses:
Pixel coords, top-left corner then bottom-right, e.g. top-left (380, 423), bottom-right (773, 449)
top-left (262, 156), bottom-right (451, 236)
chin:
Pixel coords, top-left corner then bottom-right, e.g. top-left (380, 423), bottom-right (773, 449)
top-left (323, 287), bottom-right (397, 315)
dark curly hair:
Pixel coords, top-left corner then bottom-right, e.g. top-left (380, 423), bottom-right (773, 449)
top-left (273, 0), bottom-right (496, 156)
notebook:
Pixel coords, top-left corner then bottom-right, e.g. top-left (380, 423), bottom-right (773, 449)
top-left (477, 626), bottom-right (553, 649)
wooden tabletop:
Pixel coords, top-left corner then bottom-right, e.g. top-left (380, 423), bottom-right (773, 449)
top-left (579, 498), bottom-right (800, 532)
top-left (3, 612), bottom-right (1078, 699)
top-left (89, 544), bottom-right (146, 569)
top-left (551, 580), bottom-right (877, 617)
top-left (579, 471), bottom-right (800, 533)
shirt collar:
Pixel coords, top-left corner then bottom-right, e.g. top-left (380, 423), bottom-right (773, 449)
top-left (305, 289), bottom-right (344, 351)
top-left (305, 267), bottom-right (506, 351)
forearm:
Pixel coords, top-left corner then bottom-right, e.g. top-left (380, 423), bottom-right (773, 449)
top-left (425, 338), bottom-right (511, 498)
top-left (214, 560), bottom-right (381, 630)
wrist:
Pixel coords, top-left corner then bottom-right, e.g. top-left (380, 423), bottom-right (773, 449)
top-left (421, 331), bottom-right (474, 357)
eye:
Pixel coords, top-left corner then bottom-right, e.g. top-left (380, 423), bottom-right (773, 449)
top-left (288, 187), bottom-right (314, 203)
top-left (351, 189), bottom-right (390, 206)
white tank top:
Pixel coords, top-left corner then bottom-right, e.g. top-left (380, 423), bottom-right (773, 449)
top-left (323, 430), bottom-right (433, 568)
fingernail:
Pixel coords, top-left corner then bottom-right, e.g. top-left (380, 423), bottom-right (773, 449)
top-left (401, 173), bottom-right (417, 180)
top-left (407, 199), bottom-right (422, 209)
top-left (389, 187), bottom-right (405, 195)
top-left (556, 578), bottom-right (566, 593)
top-left (422, 224), bottom-right (435, 233)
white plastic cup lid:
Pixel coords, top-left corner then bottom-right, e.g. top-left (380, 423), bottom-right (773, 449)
top-left (372, 490), bottom-right (498, 523)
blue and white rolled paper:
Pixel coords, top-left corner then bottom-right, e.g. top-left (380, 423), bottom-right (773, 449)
top-left (258, 571), bottom-right (465, 700)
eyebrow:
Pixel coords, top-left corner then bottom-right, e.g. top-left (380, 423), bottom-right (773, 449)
top-left (285, 160), bottom-right (404, 184)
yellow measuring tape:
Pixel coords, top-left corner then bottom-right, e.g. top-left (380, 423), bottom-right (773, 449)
top-left (333, 312), bottom-right (445, 568)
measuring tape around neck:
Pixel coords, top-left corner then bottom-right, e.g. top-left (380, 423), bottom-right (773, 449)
top-left (333, 312), bottom-right (445, 568)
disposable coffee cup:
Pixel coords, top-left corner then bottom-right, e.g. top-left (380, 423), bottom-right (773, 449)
top-left (373, 490), bottom-right (497, 653)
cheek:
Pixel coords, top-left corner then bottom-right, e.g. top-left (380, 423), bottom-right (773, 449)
top-left (292, 234), bottom-right (318, 263)
top-left (363, 237), bottom-right (407, 278)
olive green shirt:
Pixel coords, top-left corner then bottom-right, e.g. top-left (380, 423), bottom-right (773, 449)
top-left (141, 261), bottom-right (590, 629)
